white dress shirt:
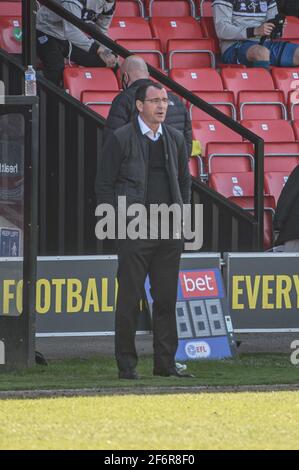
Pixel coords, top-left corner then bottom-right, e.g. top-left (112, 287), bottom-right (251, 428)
top-left (138, 115), bottom-right (163, 142)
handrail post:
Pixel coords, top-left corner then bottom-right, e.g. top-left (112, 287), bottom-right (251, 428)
top-left (254, 138), bottom-right (264, 251)
top-left (22, 0), bottom-right (36, 68)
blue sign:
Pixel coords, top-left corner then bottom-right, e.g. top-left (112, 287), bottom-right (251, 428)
top-left (0, 228), bottom-right (20, 257)
top-left (145, 260), bottom-right (236, 361)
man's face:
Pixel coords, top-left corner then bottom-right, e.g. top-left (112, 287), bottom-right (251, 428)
top-left (137, 86), bottom-right (169, 127)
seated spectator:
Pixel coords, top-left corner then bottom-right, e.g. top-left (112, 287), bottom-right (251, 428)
top-left (36, 0), bottom-right (118, 86)
top-left (213, 0), bottom-right (299, 67)
top-left (273, 165), bottom-right (299, 252)
top-left (104, 56), bottom-right (192, 156)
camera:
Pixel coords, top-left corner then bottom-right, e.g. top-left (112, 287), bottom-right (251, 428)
top-left (269, 14), bottom-right (286, 40)
top-left (260, 0), bottom-right (299, 44)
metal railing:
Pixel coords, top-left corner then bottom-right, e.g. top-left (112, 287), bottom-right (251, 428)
top-left (36, 0), bottom-right (265, 251)
top-left (1, 0), bottom-right (265, 253)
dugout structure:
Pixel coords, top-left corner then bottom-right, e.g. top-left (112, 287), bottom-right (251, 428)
top-left (0, 96), bottom-right (38, 370)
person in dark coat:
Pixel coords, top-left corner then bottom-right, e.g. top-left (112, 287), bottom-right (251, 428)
top-left (96, 82), bottom-right (192, 379)
top-left (103, 55), bottom-right (193, 156)
top-left (273, 165), bottom-right (299, 252)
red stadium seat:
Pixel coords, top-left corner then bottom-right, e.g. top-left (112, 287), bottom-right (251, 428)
top-left (188, 156), bottom-right (202, 178)
top-left (200, 16), bottom-right (217, 39)
top-left (288, 87), bottom-right (299, 120)
top-left (150, 17), bottom-right (203, 52)
top-left (271, 67), bottom-right (299, 102)
top-left (221, 67), bottom-right (274, 101)
top-left (293, 120), bottom-right (299, 140)
top-left (116, 39), bottom-right (164, 68)
top-left (199, 0), bottom-right (213, 17)
top-left (264, 142), bottom-right (299, 172)
top-left (109, 17), bottom-right (152, 41)
top-left (229, 195), bottom-right (276, 250)
top-left (264, 172), bottom-right (290, 206)
top-left (63, 68), bottom-right (119, 101)
top-left (0, 1), bottom-right (21, 16)
top-left (148, 0), bottom-right (195, 17)
top-left (238, 90), bottom-right (287, 120)
top-left (206, 142), bottom-right (254, 174)
top-left (192, 120), bottom-right (242, 155)
top-left (209, 172), bottom-right (255, 198)
top-left (169, 68), bottom-right (223, 91)
top-left (0, 16), bottom-right (22, 54)
top-left (167, 39), bottom-right (217, 69)
top-left (189, 91), bottom-right (236, 121)
top-left (282, 16), bottom-right (299, 39)
top-left (241, 120), bottom-right (295, 142)
top-left (81, 91), bottom-right (118, 119)
top-left (115, 0), bottom-right (144, 17)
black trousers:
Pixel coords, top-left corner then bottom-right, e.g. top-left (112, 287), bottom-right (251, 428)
top-left (36, 31), bottom-right (106, 86)
top-left (115, 238), bottom-right (183, 373)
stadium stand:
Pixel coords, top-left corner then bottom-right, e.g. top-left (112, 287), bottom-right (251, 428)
top-left (150, 17), bottom-right (203, 52)
top-left (271, 67), bottom-right (299, 102)
top-left (221, 67), bottom-right (275, 102)
top-left (0, 15), bottom-right (22, 54)
top-left (264, 172), bottom-right (290, 206)
top-left (167, 38), bottom-right (217, 69)
top-left (288, 87), bottom-right (299, 120)
top-left (81, 90), bottom-right (119, 119)
top-left (189, 91), bottom-right (236, 121)
top-left (109, 17), bottom-right (152, 41)
top-left (240, 120), bottom-right (295, 142)
top-left (198, 0), bottom-right (212, 17)
top-left (3, 0), bottom-right (298, 252)
top-left (293, 120), bottom-right (299, 140)
top-left (147, 0), bottom-right (195, 17)
top-left (238, 90), bottom-right (287, 120)
top-left (206, 142), bottom-right (254, 174)
top-left (281, 16), bottom-right (299, 40)
top-left (192, 120), bottom-right (242, 156)
top-left (209, 172), bottom-right (255, 198)
top-left (264, 142), bottom-right (299, 173)
top-left (169, 67), bottom-right (223, 91)
top-left (228, 195), bottom-right (276, 250)
top-left (116, 38), bottom-right (164, 68)
top-left (115, 0), bottom-right (144, 17)
top-left (63, 67), bottom-right (119, 101)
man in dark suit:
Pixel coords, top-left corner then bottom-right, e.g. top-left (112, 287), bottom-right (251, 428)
top-left (96, 82), bottom-right (192, 379)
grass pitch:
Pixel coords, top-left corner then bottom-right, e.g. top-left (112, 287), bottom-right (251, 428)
top-left (0, 391), bottom-right (299, 450)
top-left (0, 354), bottom-right (299, 391)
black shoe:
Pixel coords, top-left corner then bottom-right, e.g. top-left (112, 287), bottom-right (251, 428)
top-left (153, 367), bottom-right (195, 378)
top-left (118, 369), bottom-right (139, 380)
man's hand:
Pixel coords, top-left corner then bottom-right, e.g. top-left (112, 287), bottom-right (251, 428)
top-left (97, 47), bottom-right (119, 68)
top-left (254, 22), bottom-right (275, 36)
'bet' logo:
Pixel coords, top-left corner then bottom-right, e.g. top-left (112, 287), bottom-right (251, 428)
top-left (179, 270), bottom-right (219, 299)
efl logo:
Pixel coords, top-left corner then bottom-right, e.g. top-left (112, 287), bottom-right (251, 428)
top-left (185, 341), bottom-right (211, 359)
top-left (179, 270), bottom-right (219, 299)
